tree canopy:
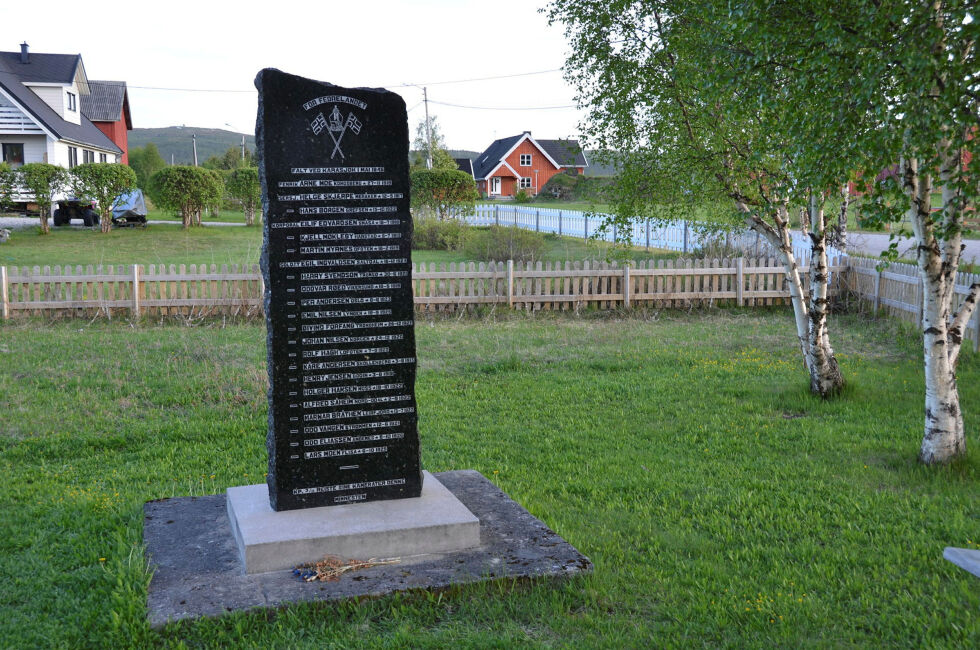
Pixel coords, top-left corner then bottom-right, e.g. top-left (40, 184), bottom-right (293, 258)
top-left (71, 163), bottom-right (137, 233)
top-left (410, 168), bottom-right (479, 220)
top-left (148, 166), bottom-right (224, 228)
top-left (128, 143), bottom-right (167, 190)
top-left (548, 0), bottom-right (979, 462)
top-left (411, 115), bottom-right (458, 171)
top-left (226, 166), bottom-right (262, 226)
top-left (18, 163), bottom-right (68, 234)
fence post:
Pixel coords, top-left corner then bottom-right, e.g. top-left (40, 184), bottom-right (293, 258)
top-left (646, 220), bottom-right (651, 250)
top-left (558, 211), bottom-right (563, 236)
top-left (535, 209), bottom-right (540, 232)
top-left (873, 269), bottom-right (882, 315)
top-left (917, 278), bottom-right (925, 328)
top-left (0, 266), bottom-right (8, 320)
top-left (683, 221), bottom-right (690, 254)
top-left (623, 265), bottom-right (631, 308)
top-left (131, 264), bottom-right (140, 317)
top-left (613, 223), bottom-right (618, 242)
top-left (506, 259), bottom-right (514, 308)
top-left (973, 309), bottom-right (980, 354)
top-left (494, 204), bottom-right (499, 226)
top-left (736, 257), bottom-right (744, 307)
top-left (584, 214), bottom-right (589, 239)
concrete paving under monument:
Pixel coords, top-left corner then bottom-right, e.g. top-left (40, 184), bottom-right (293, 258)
top-left (227, 471), bottom-right (480, 573)
top-left (144, 470), bottom-right (592, 627)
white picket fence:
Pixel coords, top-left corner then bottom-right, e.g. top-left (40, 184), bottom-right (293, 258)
top-left (467, 203), bottom-right (842, 262)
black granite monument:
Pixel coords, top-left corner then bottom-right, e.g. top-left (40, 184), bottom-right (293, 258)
top-left (256, 68), bottom-right (422, 511)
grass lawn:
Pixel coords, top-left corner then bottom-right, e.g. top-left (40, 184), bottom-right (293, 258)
top-left (0, 219), bottom-right (676, 269)
top-left (0, 310), bottom-right (976, 647)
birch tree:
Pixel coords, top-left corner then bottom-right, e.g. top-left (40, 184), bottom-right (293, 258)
top-left (547, 0), bottom-right (847, 397)
top-left (850, 1), bottom-right (978, 463)
top-left (719, 0), bottom-right (978, 463)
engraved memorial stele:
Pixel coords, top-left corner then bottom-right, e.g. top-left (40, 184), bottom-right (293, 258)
top-left (256, 68), bottom-right (422, 511)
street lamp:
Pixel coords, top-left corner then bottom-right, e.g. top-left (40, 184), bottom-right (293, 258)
top-left (534, 169), bottom-right (539, 196)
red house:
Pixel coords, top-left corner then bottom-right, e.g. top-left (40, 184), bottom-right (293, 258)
top-left (472, 132), bottom-right (588, 198)
top-left (81, 80), bottom-right (132, 164)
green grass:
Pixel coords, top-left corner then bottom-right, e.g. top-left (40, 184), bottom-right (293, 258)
top-left (0, 310), bottom-right (977, 647)
top-left (0, 219), bottom-right (677, 269)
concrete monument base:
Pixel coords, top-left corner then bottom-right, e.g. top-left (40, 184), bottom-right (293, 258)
top-left (227, 471), bottom-right (480, 574)
top-left (144, 470), bottom-right (592, 627)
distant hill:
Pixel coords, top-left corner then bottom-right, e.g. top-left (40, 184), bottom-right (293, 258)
top-left (128, 127), bottom-right (255, 165)
top-left (132, 128), bottom-right (479, 168)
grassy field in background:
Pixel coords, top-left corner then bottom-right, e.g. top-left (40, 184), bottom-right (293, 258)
top-left (0, 218), bottom-right (678, 269)
top-left (0, 311), bottom-right (977, 647)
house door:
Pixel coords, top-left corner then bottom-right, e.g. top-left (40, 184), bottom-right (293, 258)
top-left (491, 177), bottom-right (501, 195)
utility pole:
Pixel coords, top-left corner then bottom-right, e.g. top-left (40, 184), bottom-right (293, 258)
top-left (192, 134), bottom-right (199, 167)
top-left (241, 135), bottom-right (246, 162)
top-left (423, 86), bottom-right (433, 169)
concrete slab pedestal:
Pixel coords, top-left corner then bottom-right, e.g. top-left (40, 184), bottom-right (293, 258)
top-left (227, 471), bottom-right (480, 574)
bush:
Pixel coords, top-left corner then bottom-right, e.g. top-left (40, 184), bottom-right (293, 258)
top-left (513, 188), bottom-right (531, 203)
top-left (462, 225), bottom-right (546, 263)
top-left (70, 163), bottom-right (137, 233)
top-left (148, 166), bottom-right (223, 228)
top-left (412, 217), bottom-right (468, 251)
top-left (410, 168), bottom-right (479, 220)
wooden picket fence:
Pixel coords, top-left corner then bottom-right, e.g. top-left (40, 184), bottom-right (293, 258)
top-left (0, 264), bottom-right (264, 319)
top-left (844, 256), bottom-right (980, 352)
top-left (0, 257), bottom-right (848, 319)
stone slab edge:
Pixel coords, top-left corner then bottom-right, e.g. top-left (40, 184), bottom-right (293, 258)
top-left (944, 547), bottom-right (980, 578)
top-left (144, 470), bottom-right (592, 627)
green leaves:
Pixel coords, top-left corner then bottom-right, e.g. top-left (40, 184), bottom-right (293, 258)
top-left (70, 163), bottom-right (137, 232)
top-left (409, 168), bottom-right (479, 220)
top-left (147, 166), bottom-right (224, 228)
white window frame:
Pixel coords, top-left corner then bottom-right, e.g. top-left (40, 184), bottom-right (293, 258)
top-left (519, 177), bottom-right (533, 189)
top-left (68, 146), bottom-right (78, 168)
top-left (519, 153), bottom-right (532, 166)
top-left (67, 92), bottom-right (77, 112)
top-left (83, 149), bottom-right (95, 164)
top-left (99, 153), bottom-right (107, 163)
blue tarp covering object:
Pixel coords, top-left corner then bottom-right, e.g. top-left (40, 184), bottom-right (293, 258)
top-left (112, 189), bottom-right (147, 219)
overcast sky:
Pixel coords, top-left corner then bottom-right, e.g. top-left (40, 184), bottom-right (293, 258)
top-left (4, 0), bottom-right (587, 152)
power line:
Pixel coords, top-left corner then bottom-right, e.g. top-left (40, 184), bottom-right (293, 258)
top-left (429, 100), bottom-right (576, 111)
top-left (88, 68), bottom-right (565, 95)
top-left (389, 68), bottom-right (562, 88)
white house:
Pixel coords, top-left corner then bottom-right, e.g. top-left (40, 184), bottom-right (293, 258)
top-left (0, 43), bottom-right (122, 174)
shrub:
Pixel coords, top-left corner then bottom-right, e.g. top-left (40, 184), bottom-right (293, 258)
top-left (226, 167), bottom-right (261, 226)
top-left (462, 225), bottom-right (546, 263)
top-left (148, 166), bottom-right (223, 228)
top-left (18, 163), bottom-right (68, 234)
top-left (513, 188), bottom-right (531, 203)
top-left (410, 168), bottom-right (479, 220)
top-left (412, 217), bottom-right (468, 251)
top-left (70, 163), bottom-right (137, 233)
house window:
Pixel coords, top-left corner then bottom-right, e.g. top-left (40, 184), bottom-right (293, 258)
top-left (68, 146), bottom-right (78, 168)
top-left (519, 177), bottom-right (533, 189)
top-left (99, 153), bottom-right (107, 163)
top-left (67, 92), bottom-right (77, 112)
top-left (2, 143), bottom-right (25, 167)
top-left (83, 150), bottom-right (94, 164)
top-left (520, 154), bottom-right (532, 166)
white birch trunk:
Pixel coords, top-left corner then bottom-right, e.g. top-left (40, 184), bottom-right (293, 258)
top-left (743, 200), bottom-right (843, 397)
top-left (806, 196), bottom-right (844, 397)
top-left (902, 149), bottom-right (976, 464)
